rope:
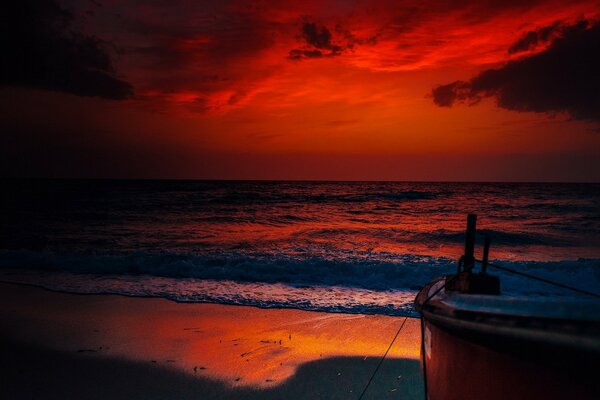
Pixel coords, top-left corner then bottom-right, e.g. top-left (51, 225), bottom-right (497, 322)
top-left (357, 253), bottom-right (599, 399)
top-left (356, 274), bottom-right (459, 400)
top-left (476, 259), bottom-right (600, 299)
top-left (422, 274), bottom-right (459, 306)
top-left (357, 316), bottom-right (408, 400)
top-left (416, 256), bottom-right (599, 400)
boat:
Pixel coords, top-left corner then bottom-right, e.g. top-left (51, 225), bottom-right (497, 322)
top-left (414, 214), bottom-right (600, 400)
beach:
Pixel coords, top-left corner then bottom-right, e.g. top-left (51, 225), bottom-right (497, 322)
top-left (3, 0), bottom-right (599, 396)
top-left (0, 282), bottom-right (424, 399)
top-left (1, 181), bottom-right (598, 399)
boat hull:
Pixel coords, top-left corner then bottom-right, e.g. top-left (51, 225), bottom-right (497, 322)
top-left (421, 317), bottom-right (598, 400)
top-left (416, 278), bottom-right (600, 400)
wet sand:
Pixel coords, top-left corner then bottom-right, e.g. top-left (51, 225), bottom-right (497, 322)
top-left (0, 282), bottom-right (423, 399)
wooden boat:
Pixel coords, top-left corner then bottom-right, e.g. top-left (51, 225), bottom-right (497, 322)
top-left (414, 215), bottom-right (600, 400)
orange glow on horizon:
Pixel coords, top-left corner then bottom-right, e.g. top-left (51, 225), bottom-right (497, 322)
top-left (2, 0), bottom-right (599, 180)
top-left (112, 0), bottom-right (600, 181)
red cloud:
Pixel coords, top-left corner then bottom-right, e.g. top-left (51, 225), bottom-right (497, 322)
top-left (59, 0), bottom-right (599, 114)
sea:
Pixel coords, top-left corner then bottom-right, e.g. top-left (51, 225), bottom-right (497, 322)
top-left (1, 180), bottom-right (599, 316)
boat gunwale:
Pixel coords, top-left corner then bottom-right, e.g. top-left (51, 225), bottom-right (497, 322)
top-left (415, 277), bottom-right (600, 354)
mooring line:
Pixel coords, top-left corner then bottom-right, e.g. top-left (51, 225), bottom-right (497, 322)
top-left (476, 259), bottom-right (600, 299)
top-left (357, 315), bottom-right (409, 400)
top-left (357, 253), bottom-right (599, 399)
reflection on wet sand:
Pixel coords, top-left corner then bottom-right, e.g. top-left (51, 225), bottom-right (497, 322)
top-left (0, 282), bottom-right (422, 397)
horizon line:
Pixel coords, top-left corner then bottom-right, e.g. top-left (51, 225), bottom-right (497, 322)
top-left (2, 177), bottom-right (599, 184)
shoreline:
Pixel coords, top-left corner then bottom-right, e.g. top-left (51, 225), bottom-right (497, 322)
top-left (0, 278), bottom-right (418, 317)
top-left (0, 282), bottom-right (424, 399)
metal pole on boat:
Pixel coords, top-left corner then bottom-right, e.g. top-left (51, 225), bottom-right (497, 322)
top-left (464, 214), bottom-right (477, 272)
top-left (481, 235), bottom-right (490, 274)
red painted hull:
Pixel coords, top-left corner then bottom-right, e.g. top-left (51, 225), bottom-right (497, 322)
top-left (421, 319), bottom-right (598, 400)
top-left (416, 278), bottom-right (600, 400)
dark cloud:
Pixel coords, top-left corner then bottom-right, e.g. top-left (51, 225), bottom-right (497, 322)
top-left (0, 0), bottom-right (132, 99)
top-left (432, 20), bottom-right (600, 122)
top-left (116, 5), bottom-right (276, 68)
top-left (288, 22), bottom-right (366, 60)
top-left (431, 81), bottom-right (474, 107)
top-left (288, 49), bottom-right (323, 59)
top-left (302, 23), bottom-right (342, 53)
top-left (113, 3), bottom-right (277, 109)
top-left (289, 22), bottom-right (341, 59)
top-left (508, 21), bottom-right (562, 54)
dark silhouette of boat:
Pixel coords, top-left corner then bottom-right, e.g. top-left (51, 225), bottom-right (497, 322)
top-left (414, 214), bottom-right (600, 400)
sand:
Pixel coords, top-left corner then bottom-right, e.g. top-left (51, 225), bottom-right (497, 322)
top-left (0, 282), bottom-right (424, 399)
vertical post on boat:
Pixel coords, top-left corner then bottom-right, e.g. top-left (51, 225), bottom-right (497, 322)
top-left (448, 214), bottom-right (500, 294)
top-left (481, 235), bottom-right (490, 274)
top-left (464, 214), bottom-right (477, 272)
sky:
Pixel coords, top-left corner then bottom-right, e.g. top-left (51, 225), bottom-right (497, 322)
top-left (1, 0), bottom-right (599, 181)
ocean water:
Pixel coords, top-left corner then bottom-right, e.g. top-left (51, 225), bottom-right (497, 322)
top-left (1, 180), bottom-right (599, 316)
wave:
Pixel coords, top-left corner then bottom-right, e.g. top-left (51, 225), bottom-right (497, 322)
top-left (0, 250), bottom-right (455, 291)
top-left (300, 228), bottom-right (574, 247)
top-left (0, 273), bottom-right (421, 316)
top-left (210, 191), bottom-right (437, 205)
top-left (521, 202), bottom-right (599, 213)
top-left (417, 229), bottom-right (572, 246)
top-left (0, 255), bottom-right (597, 318)
top-left (1, 249), bottom-right (598, 297)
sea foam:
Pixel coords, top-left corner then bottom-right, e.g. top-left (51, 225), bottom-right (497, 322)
top-left (1, 250), bottom-right (597, 316)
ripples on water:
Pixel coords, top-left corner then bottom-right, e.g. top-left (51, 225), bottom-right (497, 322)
top-left (1, 180), bottom-right (599, 315)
